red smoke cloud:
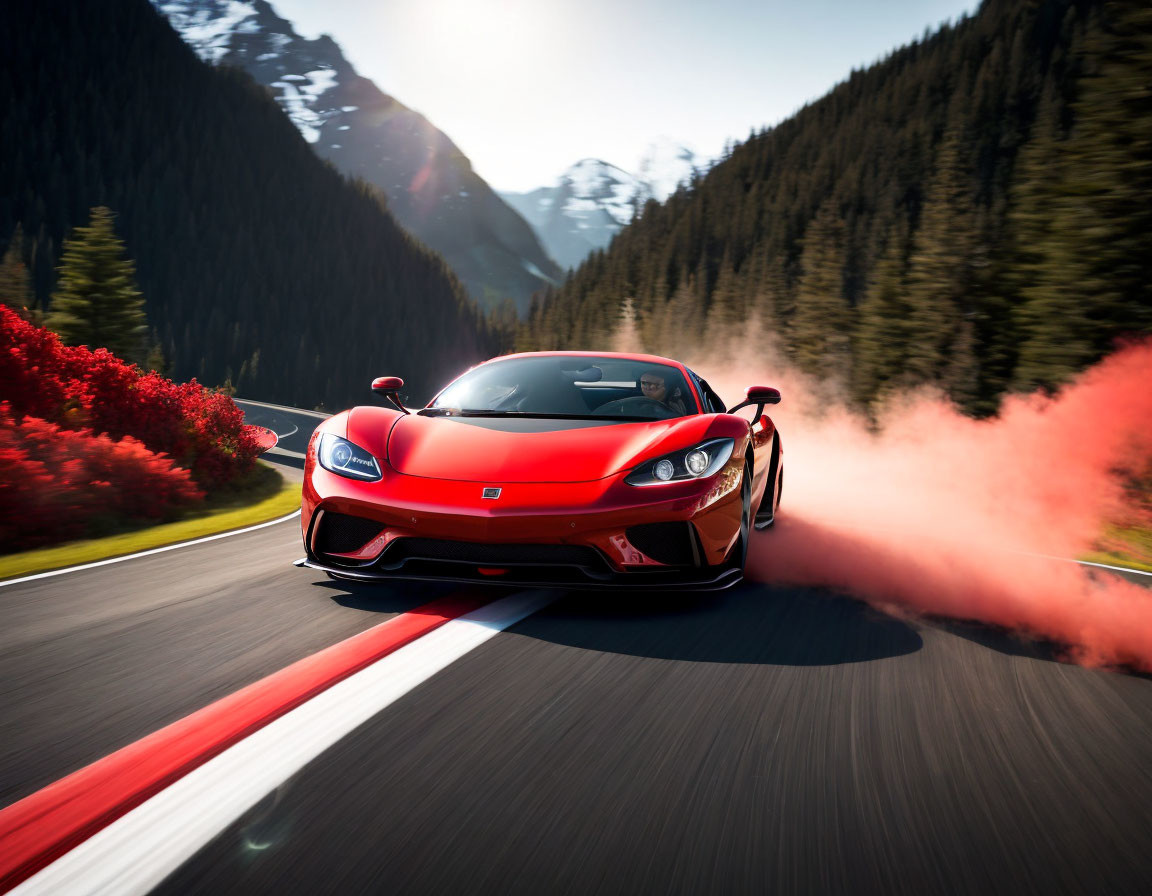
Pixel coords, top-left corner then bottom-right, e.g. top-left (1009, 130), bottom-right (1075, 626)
top-left (699, 339), bottom-right (1152, 672)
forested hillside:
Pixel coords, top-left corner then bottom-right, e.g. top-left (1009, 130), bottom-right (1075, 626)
top-left (151, 0), bottom-right (563, 315)
top-left (520, 0), bottom-right (1151, 415)
top-left (0, 0), bottom-right (494, 409)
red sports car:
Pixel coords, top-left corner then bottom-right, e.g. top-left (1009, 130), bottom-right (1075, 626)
top-left (296, 351), bottom-right (782, 589)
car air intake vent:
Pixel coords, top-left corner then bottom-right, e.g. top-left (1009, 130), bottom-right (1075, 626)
top-left (315, 512), bottom-right (384, 555)
top-left (383, 539), bottom-right (608, 570)
top-left (625, 522), bottom-right (700, 566)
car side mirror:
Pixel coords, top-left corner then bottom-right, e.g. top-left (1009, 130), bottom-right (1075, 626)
top-left (727, 385), bottom-right (781, 417)
top-left (372, 376), bottom-right (409, 414)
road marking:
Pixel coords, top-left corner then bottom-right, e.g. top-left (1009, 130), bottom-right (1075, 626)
top-left (234, 398), bottom-right (329, 420)
top-left (267, 446), bottom-right (307, 460)
top-left (1073, 559), bottom-right (1151, 577)
top-left (0, 511), bottom-right (301, 588)
top-left (1013, 550), bottom-right (1152, 578)
top-left (0, 591), bottom-right (500, 893)
top-left (5, 590), bottom-right (551, 896)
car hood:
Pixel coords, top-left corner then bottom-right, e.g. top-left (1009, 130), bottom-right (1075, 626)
top-left (383, 413), bottom-right (714, 483)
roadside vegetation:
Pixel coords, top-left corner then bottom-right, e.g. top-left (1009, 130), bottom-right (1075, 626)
top-left (0, 461), bottom-right (299, 581)
top-left (0, 206), bottom-right (293, 578)
top-left (1, 241), bottom-right (266, 554)
top-left (1085, 529), bottom-right (1152, 573)
top-left (1086, 470), bottom-right (1152, 572)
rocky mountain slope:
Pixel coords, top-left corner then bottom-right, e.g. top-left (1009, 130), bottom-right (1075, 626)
top-left (153, 0), bottom-right (562, 313)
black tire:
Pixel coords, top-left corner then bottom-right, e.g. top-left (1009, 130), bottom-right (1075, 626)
top-left (729, 461), bottom-right (752, 571)
top-left (753, 433), bottom-right (781, 529)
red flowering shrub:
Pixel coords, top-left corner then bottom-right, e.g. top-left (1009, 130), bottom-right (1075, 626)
top-left (0, 305), bottom-right (259, 488)
top-left (0, 305), bottom-right (78, 420)
top-left (0, 404), bottom-right (204, 550)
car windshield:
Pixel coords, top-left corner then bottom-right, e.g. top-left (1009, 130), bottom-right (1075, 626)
top-left (422, 356), bottom-right (697, 421)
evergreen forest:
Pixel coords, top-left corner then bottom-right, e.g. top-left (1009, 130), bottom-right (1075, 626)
top-left (518, 0), bottom-right (1152, 416)
top-left (0, 0), bottom-right (495, 409)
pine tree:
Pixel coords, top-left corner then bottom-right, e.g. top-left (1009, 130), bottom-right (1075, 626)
top-left (702, 250), bottom-right (742, 348)
top-left (902, 114), bottom-right (979, 390)
top-left (0, 225), bottom-right (32, 312)
top-left (1012, 5), bottom-right (1152, 390)
top-left (790, 201), bottom-right (852, 377)
top-left (47, 207), bottom-right (149, 362)
top-left (853, 218), bottom-right (911, 405)
top-left (1006, 78), bottom-right (1089, 390)
top-left (652, 272), bottom-right (704, 358)
top-left (1064, 3), bottom-right (1152, 339)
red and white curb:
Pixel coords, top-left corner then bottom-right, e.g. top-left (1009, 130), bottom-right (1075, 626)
top-left (0, 590), bottom-right (552, 895)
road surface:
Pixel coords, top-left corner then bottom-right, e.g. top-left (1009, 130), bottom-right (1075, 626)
top-left (1, 401), bottom-right (1150, 895)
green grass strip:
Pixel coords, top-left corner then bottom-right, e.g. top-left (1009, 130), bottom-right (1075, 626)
top-left (1079, 522), bottom-right (1152, 574)
top-left (0, 462), bottom-right (301, 581)
top-left (1079, 550), bottom-right (1152, 574)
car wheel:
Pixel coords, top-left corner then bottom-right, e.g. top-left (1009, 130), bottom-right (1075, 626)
top-left (754, 433), bottom-right (781, 530)
top-left (729, 461), bottom-right (752, 571)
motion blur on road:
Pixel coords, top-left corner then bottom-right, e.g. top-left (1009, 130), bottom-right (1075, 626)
top-left (3, 0), bottom-right (1152, 891)
top-left (1, 401), bottom-right (1150, 895)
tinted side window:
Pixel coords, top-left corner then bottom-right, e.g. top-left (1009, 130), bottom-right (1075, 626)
top-left (686, 369), bottom-right (726, 413)
top-left (703, 381), bottom-right (726, 413)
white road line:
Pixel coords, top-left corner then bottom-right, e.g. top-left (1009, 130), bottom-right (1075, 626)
top-left (1014, 550), bottom-right (1152, 578)
top-left (267, 446), bottom-right (307, 460)
top-left (12, 590), bottom-right (554, 896)
top-left (1074, 559), bottom-right (1152, 577)
top-left (0, 511), bottom-right (301, 588)
top-left (235, 398), bottom-right (329, 420)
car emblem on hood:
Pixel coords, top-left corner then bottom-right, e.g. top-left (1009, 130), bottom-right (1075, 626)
top-left (482, 487), bottom-right (502, 499)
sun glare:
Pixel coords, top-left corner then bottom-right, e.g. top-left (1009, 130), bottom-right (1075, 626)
top-left (412, 0), bottom-right (552, 79)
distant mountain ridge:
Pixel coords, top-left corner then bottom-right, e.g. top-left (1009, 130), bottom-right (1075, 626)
top-left (501, 142), bottom-right (701, 270)
top-left (153, 0), bottom-right (562, 313)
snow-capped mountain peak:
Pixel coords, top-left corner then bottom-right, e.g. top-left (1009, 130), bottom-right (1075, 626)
top-left (559, 159), bottom-right (644, 228)
top-left (500, 143), bottom-right (704, 270)
top-left (636, 137), bottom-right (700, 202)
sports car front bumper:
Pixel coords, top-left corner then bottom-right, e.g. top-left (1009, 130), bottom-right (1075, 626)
top-left (300, 451), bottom-right (747, 591)
top-left (293, 555), bottom-right (743, 591)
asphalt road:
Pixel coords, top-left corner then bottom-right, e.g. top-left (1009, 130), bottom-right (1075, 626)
top-left (2, 401), bottom-right (1150, 894)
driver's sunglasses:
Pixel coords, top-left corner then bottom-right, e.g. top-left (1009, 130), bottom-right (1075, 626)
top-left (639, 379), bottom-right (663, 390)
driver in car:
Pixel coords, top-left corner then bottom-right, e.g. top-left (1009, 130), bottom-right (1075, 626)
top-left (639, 370), bottom-right (689, 416)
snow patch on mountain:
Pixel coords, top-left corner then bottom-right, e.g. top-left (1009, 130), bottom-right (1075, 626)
top-left (158, 1), bottom-right (259, 64)
top-left (636, 136), bottom-right (700, 203)
top-left (156, 0), bottom-right (342, 145)
top-left (500, 143), bottom-right (706, 270)
top-left (153, 0), bottom-right (563, 312)
top-left (562, 158), bottom-right (643, 228)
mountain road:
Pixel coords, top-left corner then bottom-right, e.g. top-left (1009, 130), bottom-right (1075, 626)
top-left (1, 401), bottom-right (1150, 895)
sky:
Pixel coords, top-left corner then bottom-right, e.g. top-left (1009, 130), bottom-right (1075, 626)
top-left (272, 0), bottom-right (979, 193)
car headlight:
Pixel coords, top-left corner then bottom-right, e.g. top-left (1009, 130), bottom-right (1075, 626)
top-left (317, 433), bottom-right (382, 481)
top-left (625, 438), bottom-right (734, 486)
